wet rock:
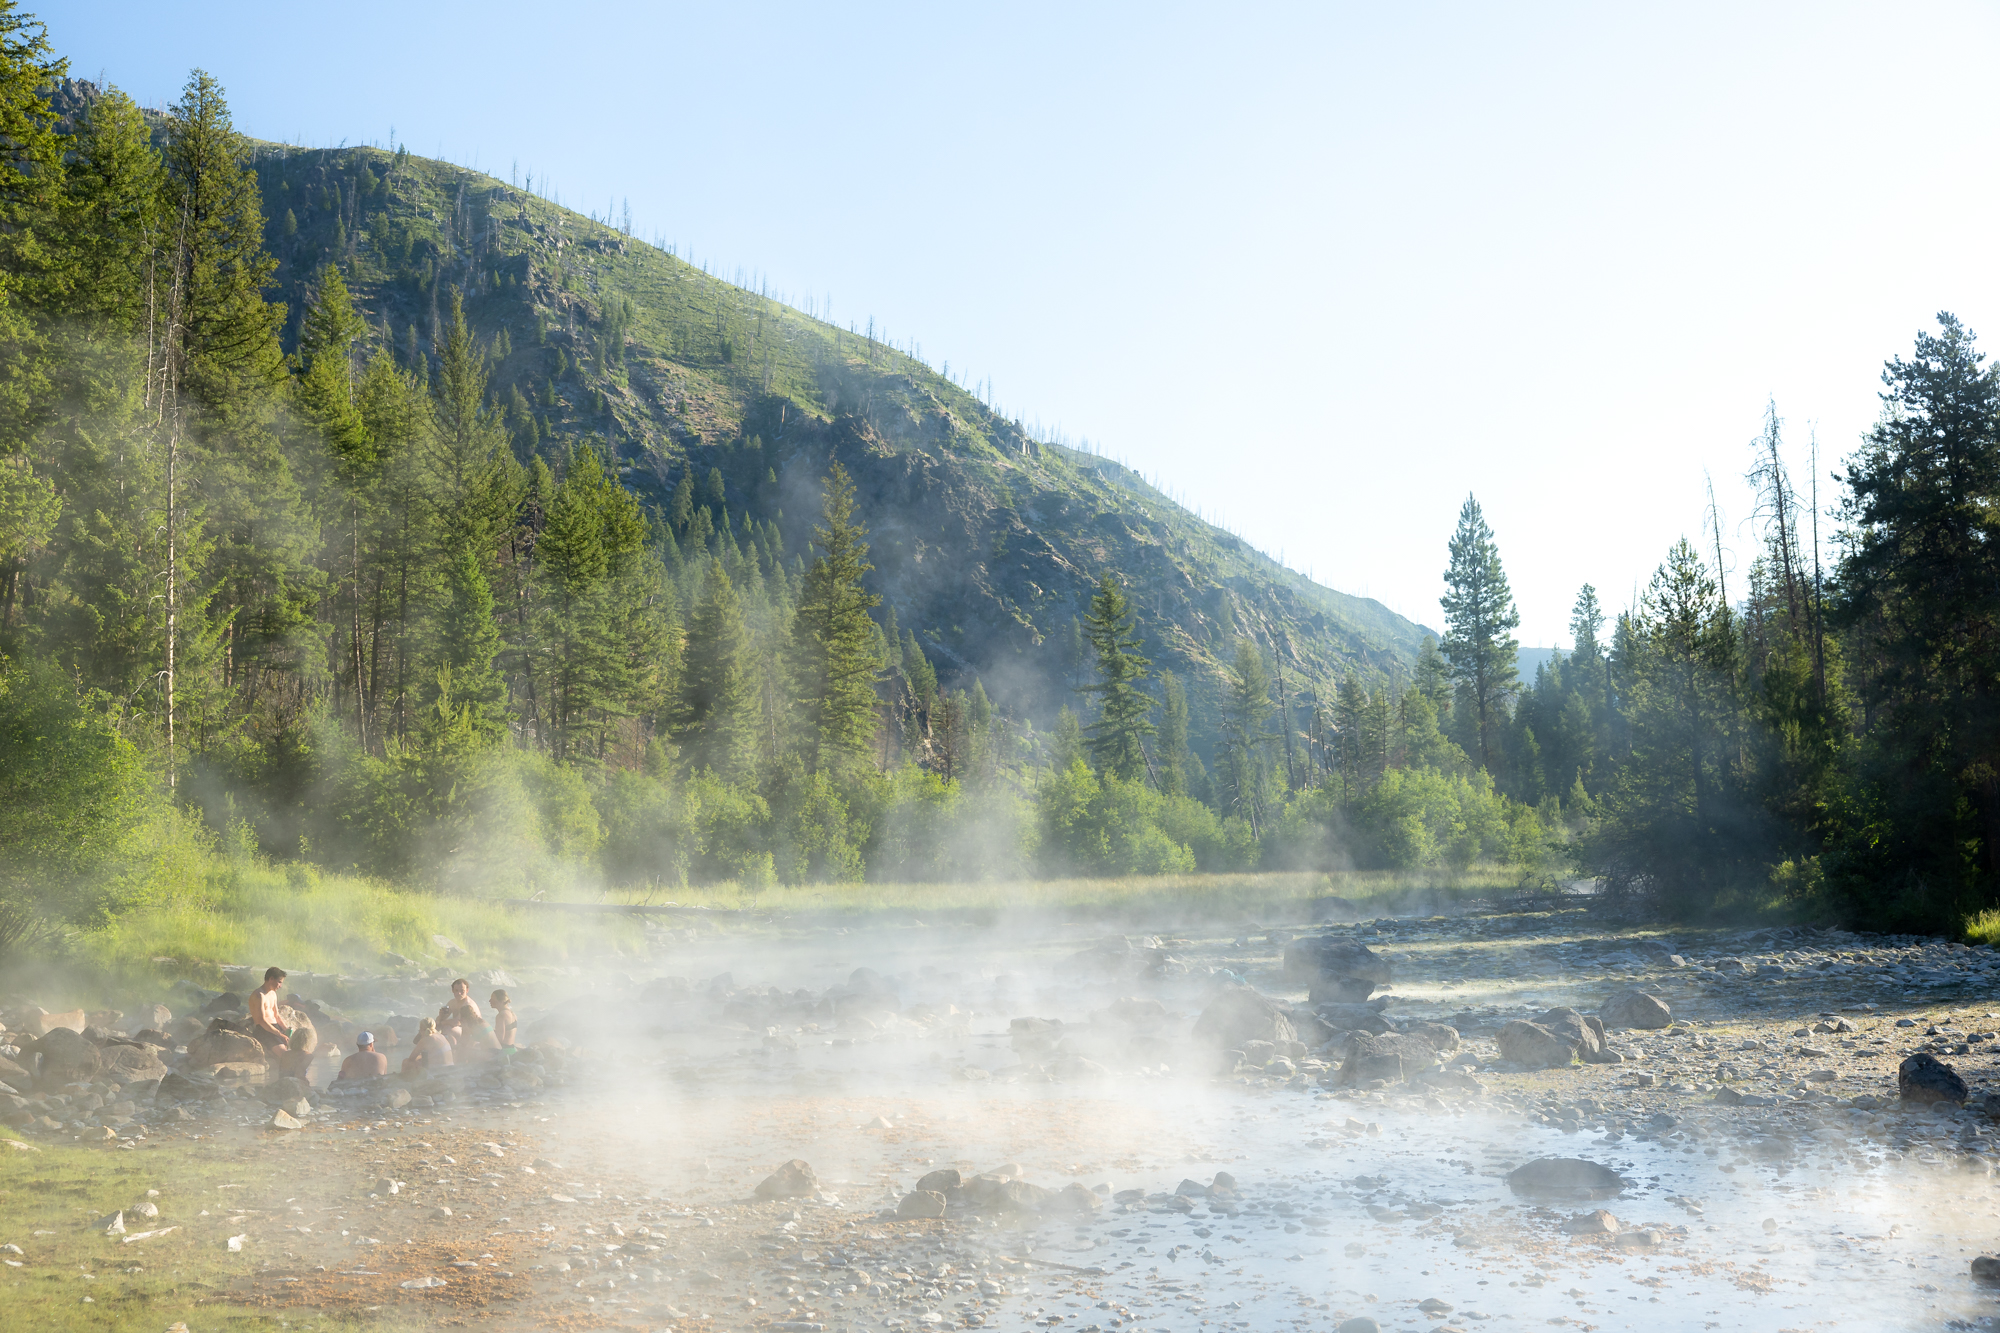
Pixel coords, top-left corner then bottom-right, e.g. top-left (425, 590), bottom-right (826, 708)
top-left (1282, 937), bottom-right (1392, 1003)
top-left (1330, 1033), bottom-right (1444, 1087)
top-left (29, 1028), bottom-right (101, 1086)
top-left (1971, 1255), bottom-right (2000, 1283)
top-left (1193, 989), bottom-right (1297, 1049)
top-left (154, 1070), bottom-right (212, 1103)
top-left (1335, 1318), bottom-right (1381, 1333)
top-left (1599, 990), bottom-right (1673, 1030)
top-left (1898, 1052), bottom-right (1968, 1104)
top-left (957, 1176), bottom-right (1055, 1213)
top-left (184, 1027), bottom-right (267, 1070)
top-left (97, 1043), bottom-right (168, 1085)
top-left (1052, 1183), bottom-right (1102, 1214)
top-left (916, 1168), bottom-right (962, 1193)
top-left (754, 1159), bottom-right (820, 1200)
top-left (1397, 1021), bottom-right (1461, 1054)
top-left (1497, 1020), bottom-right (1577, 1070)
top-left (1505, 1157), bottom-right (1623, 1198)
top-left (896, 1190), bottom-right (947, 1219)
top-left (1560, 1209), bottom-right (1621, 1235)
top-left (1313, 1003), bottom-right (1393, 1036)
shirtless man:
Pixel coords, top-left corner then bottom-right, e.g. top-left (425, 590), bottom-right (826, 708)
top-left (337, 1032), bottom-right (389, 1081)
top-left (437, 979), bottom-right (482, 1043)
top-left (250, 967), bottom-right (297, 1069)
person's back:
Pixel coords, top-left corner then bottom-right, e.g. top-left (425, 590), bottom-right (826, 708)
top-left (338, 1049), bottom-right (389, 1080)
top-left (401, 1018), bottom-right (455, 1074)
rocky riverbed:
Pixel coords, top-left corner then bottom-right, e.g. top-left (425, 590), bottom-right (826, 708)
top-left (8, 899), bottom-right (2000, 1332)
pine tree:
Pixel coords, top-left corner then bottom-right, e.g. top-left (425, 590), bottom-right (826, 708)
top-left (161, 70), bottom-right (287, 421)
top-left (295, 263), bottom-right (367, 463)
top-left (677, 558), bottom-right (756, 778)
top-left (1218, 640), bottom-right (1277, 832)
top-left (60, 86), bottom-right (160, 339)
top-left (428, 543), bottom-right (506, 740)
top-left (1157, 669), bottom-right (1191, 796)
top-left (788, 463), bottom-right (883, 771)
top-left (1078, 573), bottom-right (1154, 781)
top-left (1440, 493), bottom-right (1520, 773)
top-left (425, 288), bottom-right (522, 557)
top-left (0, 7), bottom-right (65, 452)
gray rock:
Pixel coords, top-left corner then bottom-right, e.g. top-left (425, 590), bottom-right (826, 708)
top-left (1396, 1021), bottom-right (1461, 1054)
top-left (1313, 1003), bottom-right (1393, 1036)
top-left (1560, 1209), bottom-right (1621, 1234)
top-left (915, 1168), bottom-right (962, 1193)
top-left (896, 1190), bottom-right (947, 1219)
top-left (1282, 937), bottom-right (1392, 1003)
top-left (1193, 989), bottom-right (1297, 1049)
top-left (1898, 1052), bottom-right (1968, 1104)
top-left (1497, 1020), bottom-right (1577, 1070)
top-left (29, 1028), bottom-right (101, 1086)
top-left (753, 1159), bottom-right (820, 1200)
top-left (1335, 1319), bottom-right (1380, 1333)
top-left (1505, 1157), bottom-right (1623, 1198)
top-left (1599, 990), bottom-right (1672, 1030)
top-left (1330, 1033), bottom-right (1443, 1087)
top-left (1971, 1255), bottom-right (2000, 1283)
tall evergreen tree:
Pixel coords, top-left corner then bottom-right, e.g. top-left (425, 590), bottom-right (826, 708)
top-left (60, 86), bottom-right (159, 341)
top-left (1157, 669), bottom-right (1191, 797)
top-left (1834, 312), bottom-right (2000, 912)
top-left (1078, 573), bottom-right (1154, 781)
top-left (677, 558), bottom-right (755, 778)
top-left (428, 544), bottom-right (506, 741)
top-left (0, 3), bottom-right (65, 447)
top-left (1440, 493), bottom-right (1520, 773)
top-left (425, 287), bottom-right (521, 558)
top-left (1218, 639), bottom-right (1276, 834)
top-left (788, 463), bottom-right (882, 771)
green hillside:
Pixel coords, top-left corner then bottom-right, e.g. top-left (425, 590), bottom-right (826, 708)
top-left (241, 135), bottom-right (1432, 750)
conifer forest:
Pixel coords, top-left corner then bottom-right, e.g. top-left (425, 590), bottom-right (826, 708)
top-left (3, 6), bottom-right (1998, 951)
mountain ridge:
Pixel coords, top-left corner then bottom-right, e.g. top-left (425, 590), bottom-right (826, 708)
top-left (211, 120), bottom-right (1434, 753)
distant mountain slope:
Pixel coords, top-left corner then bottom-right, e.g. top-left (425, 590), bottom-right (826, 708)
top-left (243, 138), bottom-right (1435, 752)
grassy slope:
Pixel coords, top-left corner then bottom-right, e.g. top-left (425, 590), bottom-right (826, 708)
top-left (249, 143), bottom-right (1434, 751)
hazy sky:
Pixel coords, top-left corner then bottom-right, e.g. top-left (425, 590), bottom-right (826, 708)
top-left (46, 1), bottom-right (2000, 644)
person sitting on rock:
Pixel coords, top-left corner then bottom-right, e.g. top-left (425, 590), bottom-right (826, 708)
top-left (250, 967), bottom-right (297, 1067)
top-left (436, 979), bottom-right (482, 1043)
top-left (336, 1032), bottom-right (389, 1081)
top-left (401, 1017), bottom-right (454, 1075)
top-left (456, 1009), bottom-right (502, 1065)
top-left (489, 990), bottom-right (517, 1053)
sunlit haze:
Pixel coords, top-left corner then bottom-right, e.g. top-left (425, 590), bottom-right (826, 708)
top-left (47, 0), bottom-right (2000, 643)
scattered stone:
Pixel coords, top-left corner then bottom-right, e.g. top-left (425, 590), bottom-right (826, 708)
top-left (1281, 938), bottom-right (1392, 1002)
top-left (1899, 1052), bottom-right (1969, 1104)
top-left (1599, 990), bottom-right (1673, 1030)
top-left (1192, 989), bottom-right (1297, 1049)
top-left (1561, 1209), bottom-right (1621, 1235)
top-left (1505, 1158), bottom-right (1623, 1198)
top-left (896, 1190), bottom-right (947, 1219)
top-left (754, 1159), bottom-right (820, 1200)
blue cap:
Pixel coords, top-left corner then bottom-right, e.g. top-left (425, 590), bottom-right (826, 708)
top-left (356, 1031), bottom-right (375, 1046)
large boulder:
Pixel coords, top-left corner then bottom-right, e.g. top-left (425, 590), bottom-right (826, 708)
top-left (1193, 989), bottom-right (1297, 1050)
top-left (1330, 1032), bottom-right (1443, 1087)
top-left (1599, 991), bottom-right (1672, 1030)
top-left (1314, 1002), bottom-right (1393, 1036)
top-left (754, 1159), bottom-right (820, 1200)
top-left (184, 1026), bottom-right (268, 1070)
top-left (98, 1043), bottom-right (169, 1085)
top-left (1900, 1053), bottom-right (1969, 1104)
top-left (1397, 1021), bottom-right (1461, 1055)
top-left (30, 1028), bottom-right (101, 1086)
top-left (0, 1053), bottom-right (31, 1086)
top-left (1282, 937), bottom-right (1392, 1003)
top-left (1498, 1020), bottom-right (1579, 1069)
top-left (1506, 1157), bottom-right (1623, 1198)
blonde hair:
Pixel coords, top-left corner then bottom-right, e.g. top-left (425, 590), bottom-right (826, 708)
top-left (416, 1017), bottom-right (438, 1037)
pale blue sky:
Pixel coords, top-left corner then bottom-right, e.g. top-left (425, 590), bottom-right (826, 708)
top-left (45, 1), bottom-right (2000, 644)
